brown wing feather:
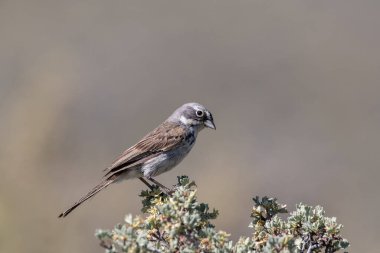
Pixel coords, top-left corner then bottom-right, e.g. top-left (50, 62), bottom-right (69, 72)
top-left (104, 122), bottom-right (186, 176)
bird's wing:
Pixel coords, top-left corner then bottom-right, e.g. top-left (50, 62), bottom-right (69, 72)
top-left (58, 122), bottom-right (186, 218)
top-left (104, 121), bottom-right (187, 177)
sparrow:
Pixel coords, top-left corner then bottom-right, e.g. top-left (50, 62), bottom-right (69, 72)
top-left (58, 102), bottom-right (215, 218)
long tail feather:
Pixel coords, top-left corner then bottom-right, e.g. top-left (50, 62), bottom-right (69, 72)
top-left (58, 177), bottom-right (115, 218)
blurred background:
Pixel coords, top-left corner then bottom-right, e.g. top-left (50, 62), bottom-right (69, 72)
top-left (1, 0), bottom-right (379, 252)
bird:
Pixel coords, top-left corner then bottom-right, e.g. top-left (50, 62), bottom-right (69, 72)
top-left (58, 102), bottom-right (215, 218)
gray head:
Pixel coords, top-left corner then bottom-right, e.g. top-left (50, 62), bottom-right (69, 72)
top-left (167, 102), bottom-right (216, 130)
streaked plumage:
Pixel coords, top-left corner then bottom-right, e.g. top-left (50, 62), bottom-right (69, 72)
top-left (58, 102), bottom-right (215, 218)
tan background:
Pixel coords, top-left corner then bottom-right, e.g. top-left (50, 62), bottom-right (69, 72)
top-left (1, 1), bottom-right (379, 252)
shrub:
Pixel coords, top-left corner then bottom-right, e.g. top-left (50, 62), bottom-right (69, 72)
top-left (96, 176), bottom-right (349, 253)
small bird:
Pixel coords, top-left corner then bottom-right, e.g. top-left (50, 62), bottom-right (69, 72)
top-left (58, 102), bottom-right (215, 217)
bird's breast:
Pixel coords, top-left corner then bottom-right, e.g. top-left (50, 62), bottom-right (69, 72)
top-left (142, 132), bottom-right (196, 178)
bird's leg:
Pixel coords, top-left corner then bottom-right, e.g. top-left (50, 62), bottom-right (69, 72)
top-left (147, 177), bottom-right (172, 193)
top-left (139, 177), bottom-right (154, 190)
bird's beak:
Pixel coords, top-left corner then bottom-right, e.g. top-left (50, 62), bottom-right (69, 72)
top-left (204, 119), bottom-right (216, 130)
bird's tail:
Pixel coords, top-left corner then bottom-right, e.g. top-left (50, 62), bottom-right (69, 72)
top-left (58, 176), bottom-right (116, 218)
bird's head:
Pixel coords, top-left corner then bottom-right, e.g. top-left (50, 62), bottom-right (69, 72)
top-left (168, 102), bottom-right (216, 131)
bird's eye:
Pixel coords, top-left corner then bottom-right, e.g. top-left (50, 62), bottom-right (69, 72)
top-left (196, 110), bottom-right (204, 117)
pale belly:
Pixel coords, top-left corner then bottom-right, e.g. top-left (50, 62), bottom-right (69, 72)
top-left (141, 140), bottom-right (195, 178)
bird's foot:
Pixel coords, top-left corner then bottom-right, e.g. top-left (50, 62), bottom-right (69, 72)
top-left (147, 178), bottom-right (174, 195)
top-left (159, 186), bottom-right (174, 195)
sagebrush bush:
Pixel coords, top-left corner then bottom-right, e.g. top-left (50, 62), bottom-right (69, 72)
top-left (96, 176), bottom-right (349, 253)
